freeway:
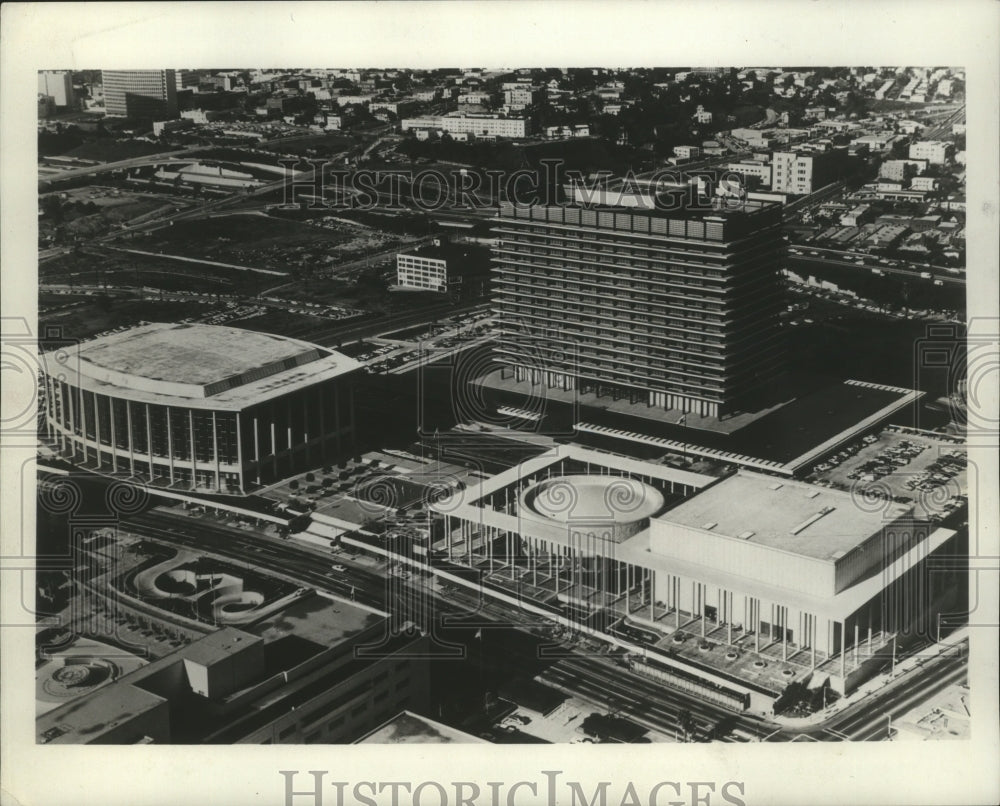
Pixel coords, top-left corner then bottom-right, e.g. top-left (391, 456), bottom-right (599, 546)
top-left (92, 165), bottom-right (324, 241)
top-left (116, 508), bottom-right (776, 743)
top-left (37, 145), bottom-right (211, 185)
top-left (37, 129), bottom-right (373, 188)
top-left (120, 509), bottom-right (767, 742)
top-left (787, 247), bottom-right (964, 285)
top-left (115, 506), bottom-right (968, 744)
top-left (540, 655), bottom-right (767, 742)
top-left (121, 509), bottom-right (388, 610)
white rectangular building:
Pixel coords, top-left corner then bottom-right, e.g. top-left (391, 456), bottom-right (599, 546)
top-left (432, 447), bottom-right (958, 703)
top-left (396, 250), bottom-right (451, 292)
top-left (401, 114), bottom-right (528, 139)
top-left (38, 70), bottom-right (73, 108)
top-left (908, 140), bottom-right (953, 165)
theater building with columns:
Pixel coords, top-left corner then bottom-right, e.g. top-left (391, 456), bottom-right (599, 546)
top-left (431, 445), bottom-right (960, 706)
top-left (41, 322), bottom-right (361, 496)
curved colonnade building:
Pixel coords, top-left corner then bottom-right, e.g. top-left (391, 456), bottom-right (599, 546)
top-left (42, 322), bottom-right (361, 496)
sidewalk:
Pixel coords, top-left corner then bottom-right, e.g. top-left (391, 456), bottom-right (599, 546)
top-left (772, 627), bottom-right (969, 728)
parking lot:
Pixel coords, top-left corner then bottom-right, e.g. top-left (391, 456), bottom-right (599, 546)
top-left (261, 449), bottom-right (476, 527)
top-left (809, 427), bottom-right (967, 518)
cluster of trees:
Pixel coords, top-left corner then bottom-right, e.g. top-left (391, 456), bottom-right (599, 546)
top-left (39, 124), bottom-right (100, 158)
top-left (773, 679), bottom-right (832, 716)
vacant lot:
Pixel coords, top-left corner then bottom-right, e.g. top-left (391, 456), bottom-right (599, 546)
top-left (41, 247), bottom-right (268, 296)
top-left (39, 190), bottom-right (178, 245)
top-left (133, 212), bottom-right (399, 274)
top-left (233, 309), bottom-right (368, 343)
top-left (259, 132), bottom-right (355, 158)
top-left (38, 294), bottom-right (219, 342)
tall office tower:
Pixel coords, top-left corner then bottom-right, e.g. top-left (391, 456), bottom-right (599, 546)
top-left (174, 69), bottom-right (200, 91)
top-left (492, 198), bottom-right (786, 418)
top-left (101, 69), bottom-right (178, 118)
top-left (37, 71), bottom-right (73, 108)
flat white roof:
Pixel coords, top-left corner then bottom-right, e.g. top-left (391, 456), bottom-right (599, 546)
top-left (47, 323), bottom-right (362, 410)
top-left (655, 471), bottom-right (911, 561)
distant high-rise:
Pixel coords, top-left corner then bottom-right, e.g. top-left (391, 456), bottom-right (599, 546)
top-left (771, 149), bottom-right (848, 195)
top-left (174, 69), bottom-right (200, 91)
top-left (492, 198), bottom-right (786, 418)
top-left (102, 69), bottom-right (178, 118)
top-left (37, 70), bottom-right (73, 108)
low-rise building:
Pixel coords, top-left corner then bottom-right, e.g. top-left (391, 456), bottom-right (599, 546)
top-left (879, 159), bottom-right (928, 182)
top-left (725, 160), bottom-right (772, 185)
top-left (180, 109), bottom-right (227, 125)
top-left (369, 99), bottom-right (421, 117)
top-left (458, 92), bottom-right (493, 106)
top-left (839, 204), bottom-right (875, 227)
top-left (41, 323), bottom-right (361, 495)
top-left (401, 113), bottom-right (528, 139)
top-left (910, 176), bottom-right (940, 192)
top-left (395, 240), bottom-right (488, 293)
top-left (867, 224), bottom-right (908, 250)
top-left (544, 124), bottom-right (589, 139)
top-left (335, 93), bottom-right (377, 108)
top-left (908, 140), bottom-right (953, 165)
top-left (37, 596), bottom-right (431, 745)
top-left (152, 118), bottom-right (194, 137)
top-left (673, 145), bottom-right (701, 160)
top-left (851, 132), bottom-right (895, 151)
top-left (693, 105), bottom-right (713, 124)
top-left (503, 84), bottom-right (544, 109)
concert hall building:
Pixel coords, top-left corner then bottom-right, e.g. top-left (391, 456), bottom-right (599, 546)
top-left (431, 445), bottom-right (960, 705)
top-left (42, 323), bottom-right (361, 496)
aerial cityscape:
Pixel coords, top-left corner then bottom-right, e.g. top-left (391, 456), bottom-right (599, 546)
top-left (34, 65), bottom-right (972, 747)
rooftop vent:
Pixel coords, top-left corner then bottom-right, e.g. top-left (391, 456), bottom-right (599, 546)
top-left (805, 490), bottom-right (821, 499)
top-left (789, 506), bottom-right (836, 536)
top-left (702, 522), bottom-right (718, 531)
top-left (738, 530), bottom-right (756, 540)
top-left (768, 482), bottom-right (783, 490)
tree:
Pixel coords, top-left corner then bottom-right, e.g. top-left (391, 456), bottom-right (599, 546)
top-left (773, 680), bottom-right (809, 715)
top-left (40, 195), bottom-right (64, 223)
top-left (677, 709), bottom-right (695, 741)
